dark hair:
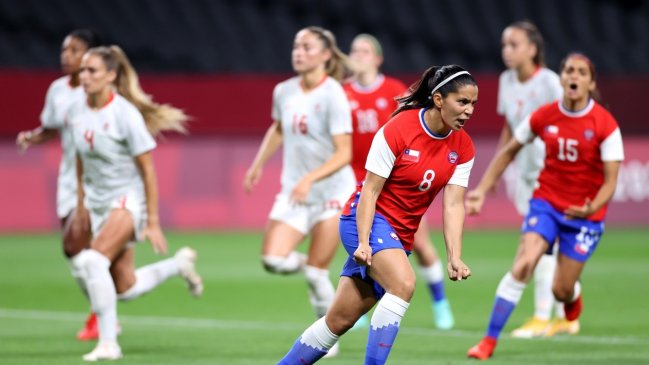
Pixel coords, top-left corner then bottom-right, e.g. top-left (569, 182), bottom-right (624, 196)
top-left (508, 20), bottom-right (545, 67)
top-left (559, 52), bottom-right (602, 103)
top-left (68, 29), bottom-right (102, 49)
top-left (392, 65), bottom-right (476, 117)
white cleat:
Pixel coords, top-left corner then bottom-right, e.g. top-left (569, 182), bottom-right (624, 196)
top-left (323, 342), bottom-right (339, 358)
top-left (175, 247), bottom-right (204, 298)
top-left (82, 341), bottom-right (123, 361)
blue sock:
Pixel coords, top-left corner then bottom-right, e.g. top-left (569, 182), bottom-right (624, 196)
top-left (277, 336), bottom-right (327, 365)
top-left (486, 296), bottom-right (517, 339)
top-left (365, 293), bottom-right (409, 365)
top-left (429, 281), bottom-right (446, 302)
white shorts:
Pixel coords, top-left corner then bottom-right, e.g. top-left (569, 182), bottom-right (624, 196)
top-left (89, 193), bottom-right (147, 243)
top-left (269, 194), bottom-right (347, 235)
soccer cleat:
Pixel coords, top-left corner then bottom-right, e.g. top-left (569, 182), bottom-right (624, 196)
top-left (510, 317), bottom-right (549, 338)
top-left (350, 314), bottom-right (369, 331)
top-left (544, 318), bottom-right (580, 337)
top-left (467, 336), bottom-right (497, 360)
top-left (77, 313), bottom-right (123, 341)
top-left (323, 342), bottom-right (339, 358)
top-left (432, 299), bottom-right (454, 330)
top-left (82, 341), bottom-right (123, 361)
top-left (564, 296), bottom-right (582, 321)
top-left (175, 247), bottom-right (204, 298)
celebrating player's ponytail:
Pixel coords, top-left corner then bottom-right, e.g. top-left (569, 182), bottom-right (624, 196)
top-left (392, 65), bottom-right (476, 117)
top-left (86, 45), bottom-right (189, 136)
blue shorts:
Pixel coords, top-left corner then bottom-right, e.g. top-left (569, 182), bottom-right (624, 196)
top-left (522, 198), bottom-right (605, 263)
top-left (339, 205), bottom-right (409, 300)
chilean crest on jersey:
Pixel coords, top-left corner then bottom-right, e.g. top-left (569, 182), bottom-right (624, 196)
top-left (403, 149), bottom-right (420, 162)
top-left (448, 151), bottom-right (459, 164)
top-left (545, 125), bottom-right (559, 135)
top-left (376, 97), bottom-right (388, 110)
top-left (584, 129), bottom-right (594, 141)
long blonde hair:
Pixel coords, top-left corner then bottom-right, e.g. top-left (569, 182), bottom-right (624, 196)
top-left (87, 45), bottom-right (188, 136)
top-left (304, 26), bottom-right (352, 82)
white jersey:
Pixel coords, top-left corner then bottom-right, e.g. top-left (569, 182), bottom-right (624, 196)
top-left (498, 67), bottom-right (562, 214)
top-left (40, 76), bottom-right (85, 218)
top-left (68, 93), bottom-right (156, 211)
top-left (271, 76), bottom-right (355, 204)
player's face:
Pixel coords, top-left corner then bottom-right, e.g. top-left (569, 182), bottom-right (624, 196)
top-left (292, 30), bottom-right (331, 75)
top-left (438, 84), bottom-right (478, 132)
top-left (560, 56), bottom-right (595, 102)
top-left (60, 36), bottom-right (89, 75)
top-left (349, 38), bottom-right (382, 74)
top-left (501, 27), bottom-right (536, 69)
top-left (79, 54), bottom-right (116, 95)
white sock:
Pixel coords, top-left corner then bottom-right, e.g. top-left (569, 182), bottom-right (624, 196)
top-left (262, 251), bottom-right (306, 274)
top-left (78, 249), bottom-right (118, 342)
top-left (371, 293), bottom-right (410, 329)
top-left (299, 317), bottom-right (339, 351)
top-left (419, 261), bottom-right (444, 284)
top-left (496, 272), bottom-right (526, 304)
top-left (117, 258), bottom-right (180, 301)
top-left (533, 254), bottom-right (556, 320)
top-left (571, 281), bottom-right (582, 302)
top-left (304, 265), bottom-right (335, 318)
top-left (69, 254), bottom-right (89, 300)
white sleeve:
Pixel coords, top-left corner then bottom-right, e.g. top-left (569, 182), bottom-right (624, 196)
top-left (328, 84), bottom-right (352, 135)
top-left (122, 105), bottom-right (156, 156)
top-left (39, 83), bottom-right (57, 128)
top-left (496, 73), bottom-right (506, 116)
top-left (271, 83), bottom-right (281, 122)
top-left (447, 158), bottom-right (474, 187)
top-left (364, 127), bottom-right (396, 179)
top-left (600, 128), bottom-right (624, 161)
top-left (513, 115), bottom-right (536, 144)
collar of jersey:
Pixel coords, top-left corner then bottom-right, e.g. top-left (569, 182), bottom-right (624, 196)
top-left (558, 98), bottom-right (594, 118)
top-left (351, 74), bottom-right (385, 94)
top-left (419, 108), bottom-right (452, 139)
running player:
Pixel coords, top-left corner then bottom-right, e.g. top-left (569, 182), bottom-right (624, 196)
top-left (278, 65), bottom-right (476, 364)
top-left (466, 53), bottom-right (624, 359)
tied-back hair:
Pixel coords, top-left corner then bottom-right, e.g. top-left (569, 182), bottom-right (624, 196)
top-left (68, 29), bottom-right (102, 49)
top-left (509, 20), bottom-right (545, 67)
top-left (305, 26), bottom-right (352, 82)
top-left (559, 52), bottom-right (603, 104)
top-left (86, 45), bottom-right (189, 136)
top-left (392, 65), bottom-right (476, 117)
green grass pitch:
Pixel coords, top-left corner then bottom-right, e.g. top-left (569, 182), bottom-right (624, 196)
top-left (1, 229), bottom-right (648, 364)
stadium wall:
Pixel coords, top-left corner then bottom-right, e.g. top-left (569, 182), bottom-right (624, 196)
top-left (1, 137), bottom-right (647, 232)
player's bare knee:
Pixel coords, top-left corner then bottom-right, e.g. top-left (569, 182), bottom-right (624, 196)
top-left (325, 314), bottom-right (355, 336)
top-left (262, 253), bottom-right (304, 274)
top-left (387, 277), bottom-right (416, 302)
top-left (511, 260), bottom-right (535, 282)
top-left (62, 240), bottom-right (86, 258)
top-left (552, 283), bottom-right (573, 302)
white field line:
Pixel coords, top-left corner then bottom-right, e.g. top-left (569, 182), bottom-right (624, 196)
top-left (0, 308), bottom-right (646, 346)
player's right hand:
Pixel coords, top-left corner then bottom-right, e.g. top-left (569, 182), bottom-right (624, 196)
top-left (16, 130), bottom-right (32, 152)
top-left (353, 243), bottom-right (372, 266)
top-left (465, 189), bottom-right (485, 215)
top-left (243, 166), bottom-right (262, 193)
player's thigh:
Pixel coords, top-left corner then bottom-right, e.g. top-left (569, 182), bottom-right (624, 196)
top-left (91, 208), bottom-right (135, 261)
top-left (61, 208), bottom-right (92, 257)
top-left (110, 247), bottom-right (136, 294)
top-left (306, 214), bottom-right (340, 268)
top-left (511, 232), bottom-right (550, 282)
top-left (261, 220), bottom-right (306, 256)
top-left (369, 248), bottom-right (416, 301)
top-left (326, 276), bottom-right (376, 335)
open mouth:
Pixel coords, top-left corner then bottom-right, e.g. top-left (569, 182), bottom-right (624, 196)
top-left (569, 83), bottom-right (578, 90)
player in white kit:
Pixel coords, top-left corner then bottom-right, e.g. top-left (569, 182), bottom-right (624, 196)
top-left (15, 29), bottom-right (106, 340)
top-left (69, 45), bottom-right (202, 361)
top-left (243, 26), bottom-right (355, 357)
top-left (496, 21), bottom-right (578, 337)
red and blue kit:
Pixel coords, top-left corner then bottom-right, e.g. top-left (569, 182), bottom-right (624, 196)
top-left (515, 99), bottom-right (624, 222)
top-left (344, 75), bottom-right (407, 182)
top-left (342, 108), bottom-right (475, 250)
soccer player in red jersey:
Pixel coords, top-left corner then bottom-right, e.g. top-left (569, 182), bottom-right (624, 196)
top-left (278, 65), bottom-right (476, 365)
top-left (466, 53), bottom-right (624, 360)
top-left (344, 34), bottom-right (455, 330)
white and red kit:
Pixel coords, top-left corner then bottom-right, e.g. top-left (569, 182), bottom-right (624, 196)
top-left (514, 99), bottom-right (624, 221)
top-left (343, 108), bottom-right (475, 250)
top-left (344, 74), bottom-right (407, 182)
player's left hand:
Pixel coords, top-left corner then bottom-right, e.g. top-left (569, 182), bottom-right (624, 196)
top-left (142, 223), bottom-right (168, 255)
top-left (290, 177), bottom-right (313, 205)
top-left (448, 258), bottom-right (471, 281)
top-left (564, 198), bottom-right (593, 219)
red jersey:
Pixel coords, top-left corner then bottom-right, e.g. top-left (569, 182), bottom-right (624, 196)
top-left (514, 100), bottom-right (624, 221)
top-left (343, 108), bottom-right (475, 250)
top-left (344, 75), bottom-right (407, 182)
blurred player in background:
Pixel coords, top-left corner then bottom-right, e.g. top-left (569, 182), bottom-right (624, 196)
top-left (70, 45), bottom-right (203, 361)
top-left (496, 20), bottom-right (579, 338)
top-left (466, 52), bottom-right (624, 359)
top-left (278, 65), bottom-right (475, 365)
top-left (15, 29), bottom-right (105, 341)
top-left (243, 26), bottom-right (355, 357)
top-left (344, 33), bottom-right (454, 330)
